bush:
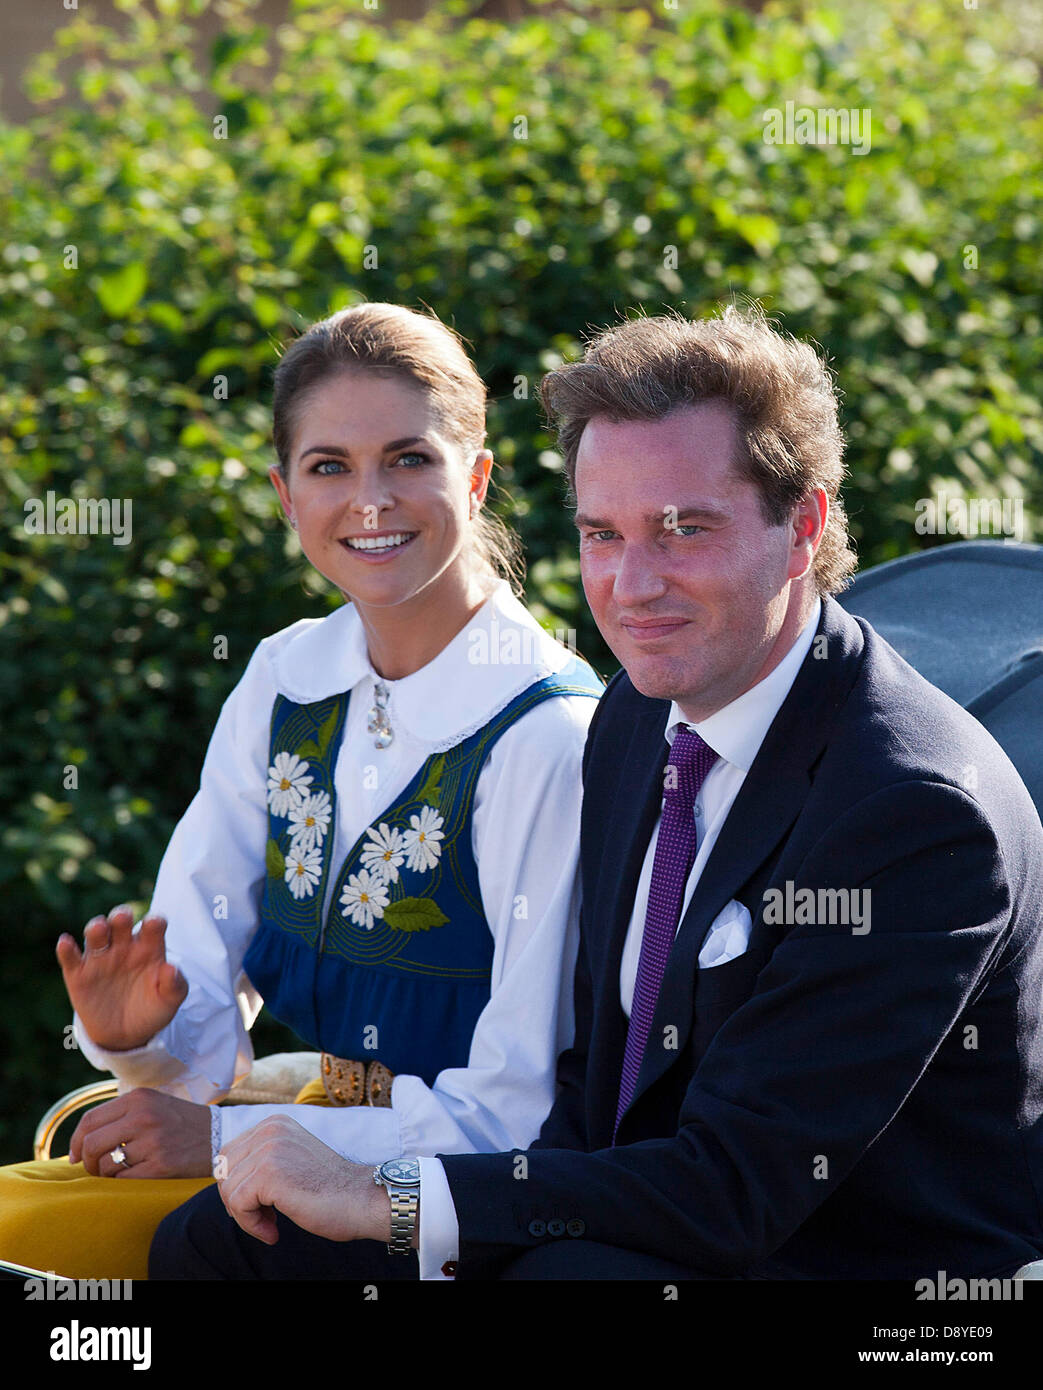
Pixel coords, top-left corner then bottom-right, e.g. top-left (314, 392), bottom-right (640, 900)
top-left (1, 0), bottom-right (1039, 1159)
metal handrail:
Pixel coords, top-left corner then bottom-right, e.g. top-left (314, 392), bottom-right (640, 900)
top-left (33, 1080), bottom-right (119, 1161)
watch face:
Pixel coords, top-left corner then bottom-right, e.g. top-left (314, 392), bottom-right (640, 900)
top-left (380, 1158), bottom-right (420, 1186)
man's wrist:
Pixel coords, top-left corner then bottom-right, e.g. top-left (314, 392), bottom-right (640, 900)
top-left (369, 1173), bottom-right (394, 1243)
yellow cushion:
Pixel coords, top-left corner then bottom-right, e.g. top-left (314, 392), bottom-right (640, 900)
top-left (0, 1158), bottom-right (212, 1280)
top-left (292, 1077), bottom-right (333, 1106)
top-left (3, 1091), bottom-right (336, 1279)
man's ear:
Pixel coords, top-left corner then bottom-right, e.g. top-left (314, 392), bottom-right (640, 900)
top-left (470, 448), bottom-right (494, 508)
top-left (788, 488), bottom-right (828, 581)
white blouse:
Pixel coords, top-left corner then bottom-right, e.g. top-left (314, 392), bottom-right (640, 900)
top-left (74, 580), bottom-right (600, 1168)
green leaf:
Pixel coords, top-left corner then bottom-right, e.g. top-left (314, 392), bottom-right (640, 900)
top-left (316, 703), bottom-right (341, 756)
top-left (415, 755), bottom-right (445, 807)
top-left (178, 421), bottom-right (210, 448)
top-left (898, 249), bottom-right (938, 287)
top-left (265, 838), bottom-right (285, 878)
top-left (252, 293), bottom-right (284, 330)
top-left (197, 347), bottom-right (246, 377)
top-left (295, 739), bottom-right (321, 759)
top-left (384, 897), bottom-right (449, 933)
top-left (287, 228), bottom-right (319, 267)
top-left (94, 262), bottom-right (148, 318)
top-left (211, 32), bottom-right (253, 71)
top-left (733, 214), bottom-right (780, 257)
top-left (147, 301), bottom-right (186, 333)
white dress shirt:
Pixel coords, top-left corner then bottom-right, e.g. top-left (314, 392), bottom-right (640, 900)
top-left (74, 581), bottom-right (600, 1238)
top-left (419, 599), bottom-right (822, 1276)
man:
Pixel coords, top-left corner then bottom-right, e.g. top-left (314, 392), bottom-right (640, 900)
top-left (152, 305), bottom-right (1043, 1280)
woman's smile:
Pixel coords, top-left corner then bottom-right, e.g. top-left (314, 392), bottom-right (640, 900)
top-left (339, 530), bottom-right (419, 561)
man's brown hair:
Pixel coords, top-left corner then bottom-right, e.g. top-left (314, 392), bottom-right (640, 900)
top-left (539, 304), bottom-right (857, 594)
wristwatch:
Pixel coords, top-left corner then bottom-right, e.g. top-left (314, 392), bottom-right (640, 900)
top-left (373, 1157), bottom-right (421, 1255)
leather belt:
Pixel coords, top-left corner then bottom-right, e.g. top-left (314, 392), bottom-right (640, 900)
top-left (320, 1054), bottom-right (395, 1107)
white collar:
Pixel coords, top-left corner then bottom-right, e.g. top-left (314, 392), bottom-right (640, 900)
top-left (271, 579), bottom-right (579, 746)
top-left (665, 598), bottom-right (822, 773)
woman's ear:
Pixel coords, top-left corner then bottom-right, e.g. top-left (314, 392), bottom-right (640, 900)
top-left (269, 464), bottom-right (295, 525)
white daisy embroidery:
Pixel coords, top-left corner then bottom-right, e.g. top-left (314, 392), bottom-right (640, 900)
top-left (340, 869), bottom-right (390, 931)
top-left (360, 822), bottom-right (405, 885)
top-left (284, 844), bottom-right (322, 900)
top-left (287, 790), bottom-right (332, 854)
top-left (267, 752), bottom-right (313, 818)
top-left (401, 805), bottom-right (445, 874)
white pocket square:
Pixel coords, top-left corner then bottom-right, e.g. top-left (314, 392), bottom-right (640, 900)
top-left (698, 899), bottom-right (753, 969)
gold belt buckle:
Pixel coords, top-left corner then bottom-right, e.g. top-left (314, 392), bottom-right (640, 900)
top-left (321, 1054), bottom-right (395, 1108)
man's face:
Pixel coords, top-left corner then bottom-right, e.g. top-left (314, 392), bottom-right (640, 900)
top-left (574, 401), bottom-right (821, 721)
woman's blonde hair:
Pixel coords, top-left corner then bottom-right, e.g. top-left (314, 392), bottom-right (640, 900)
top-left (272, 302), bottom-right (524, 593)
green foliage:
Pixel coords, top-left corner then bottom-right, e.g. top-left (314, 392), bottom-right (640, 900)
top-left (1, 0), bottom-right (1039, 1160)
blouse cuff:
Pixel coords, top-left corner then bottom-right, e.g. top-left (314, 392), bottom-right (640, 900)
top-left (72, 1013), bottom-right (188, 1091)
top-left (209, 1105), bottom-right (223, 1173)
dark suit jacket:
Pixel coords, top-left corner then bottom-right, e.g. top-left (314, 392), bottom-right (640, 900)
top-left (439, 597), bottom-right (1043, 1278)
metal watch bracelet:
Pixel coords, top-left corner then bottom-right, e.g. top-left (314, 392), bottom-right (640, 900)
top-left (374, 1158), bottom-right (421, 1255)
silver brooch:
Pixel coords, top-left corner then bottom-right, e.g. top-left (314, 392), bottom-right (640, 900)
top-left (367, 681), bottom-right (394, 749)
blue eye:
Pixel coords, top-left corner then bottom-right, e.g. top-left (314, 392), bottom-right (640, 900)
top-left (308, 451), bottom-right (433, 477)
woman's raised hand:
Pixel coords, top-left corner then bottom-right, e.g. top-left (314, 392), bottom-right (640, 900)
top-left (56, 906), bottom-right (189, 1052)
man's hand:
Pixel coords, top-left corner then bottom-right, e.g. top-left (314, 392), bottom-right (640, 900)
top-left (57, 905), bottom-right (188, 1052)
top-left (69, 1088), bottom-right (212, 1178)
top-left (216, 1116), bottom-right (394, 1246)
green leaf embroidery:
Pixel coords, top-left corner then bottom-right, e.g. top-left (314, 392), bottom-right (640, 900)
top-left (316, 702), bottom-right (341, 756)
top-left (415, 755), bottom-right (445, 808)
top-left (294, 704), bottom-right (338, 762)
top-left (384, 896), bottom-right (449, 933)
top-left (265, 838), bottom-right (286, 878)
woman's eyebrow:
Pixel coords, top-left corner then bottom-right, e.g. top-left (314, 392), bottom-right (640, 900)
top-left (298, 436), bottom-right (428, 461)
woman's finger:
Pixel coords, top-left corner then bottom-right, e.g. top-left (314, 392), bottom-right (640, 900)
top-left (106, 905), bottom-right (136, 949)
top-left (80, 1121), bottom-right (138, 1177)
top-left (138, 915), bottom-right (168, 943)
top-left (69, 1095), bottom-right (129, 1161)
top-left (55, 933), bottom-right (83, 972)
top-left (99, 1139), bottom-right (140, 1178)
top-left (156, 961), bottom-right (189, 1007)
top-left (83, 917), bottom-right (112, 955)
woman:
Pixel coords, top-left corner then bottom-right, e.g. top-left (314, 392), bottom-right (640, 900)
top-left (0, 303), bottom-right (602, 1278)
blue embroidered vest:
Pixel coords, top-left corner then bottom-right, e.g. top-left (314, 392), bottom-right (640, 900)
top-left (242, 665), bottom-right (603, 1086)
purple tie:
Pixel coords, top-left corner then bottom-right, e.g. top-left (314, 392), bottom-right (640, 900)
top-left (614, 726), bottom-right (718, 1141)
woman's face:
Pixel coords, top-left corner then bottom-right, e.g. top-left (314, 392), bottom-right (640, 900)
top-left (270, 368), bottom-right (492, 613)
